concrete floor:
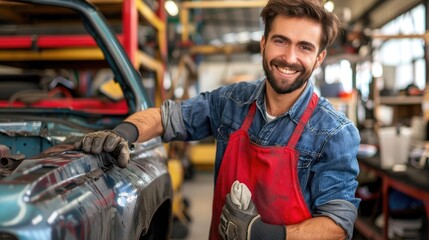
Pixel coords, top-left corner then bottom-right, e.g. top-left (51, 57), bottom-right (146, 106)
top-left (181, 170), bottom-right (215, 240)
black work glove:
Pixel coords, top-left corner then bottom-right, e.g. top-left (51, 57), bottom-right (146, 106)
top-left (219, 193), bottom-right (287, 240)
top-left (74, 122), bottom-right (138, 168)
top-left (219, 193), bottom-right (260, 240)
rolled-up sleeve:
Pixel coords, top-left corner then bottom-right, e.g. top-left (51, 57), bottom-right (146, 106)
top-left (313, 200), bottom-right (358, 239)
top-left (161, 89), bottom-right (221, 142)
top-left (161, 100), bottom-right (187, 142)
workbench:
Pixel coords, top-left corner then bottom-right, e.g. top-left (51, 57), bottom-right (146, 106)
top-left (356, 156), bottom-right (429, 239)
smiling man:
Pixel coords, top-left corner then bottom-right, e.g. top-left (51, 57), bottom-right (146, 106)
top-left (76, 0), bottom-right (361, 239)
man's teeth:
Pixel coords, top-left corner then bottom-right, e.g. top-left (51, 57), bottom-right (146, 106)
top-left (277, 66), bottom-right (297, 74)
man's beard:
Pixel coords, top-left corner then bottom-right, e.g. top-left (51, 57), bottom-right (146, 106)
top-left (262, 51), bottom-right (315, 94)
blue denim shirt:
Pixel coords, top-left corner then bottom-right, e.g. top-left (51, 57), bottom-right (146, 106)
top-left (161, 79), bottom-right (361, 239)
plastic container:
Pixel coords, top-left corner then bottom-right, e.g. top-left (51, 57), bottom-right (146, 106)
top-left (378, 126), bottom-right (412, 169)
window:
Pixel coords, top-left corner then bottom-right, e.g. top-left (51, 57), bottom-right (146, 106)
top-left (373, 4), bottom-right (426, 91)
top-left (325, 59), bottom-right (353, 93)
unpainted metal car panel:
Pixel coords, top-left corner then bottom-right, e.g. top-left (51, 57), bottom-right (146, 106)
top-left (0, 0), bottom-right (173, 239)
top-left (0, 144), bottom-right (171, 240)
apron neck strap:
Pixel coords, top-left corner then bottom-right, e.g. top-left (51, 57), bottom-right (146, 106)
top-left (287, 93), bottom-right (319, 148)
top-left (241, 103), bottom-right (257, 131)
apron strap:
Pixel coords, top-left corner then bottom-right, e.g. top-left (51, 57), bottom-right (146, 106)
top-left (241, 103), bottom-right (257, 131)
top-left (287, 93), bottom-right (319, 149)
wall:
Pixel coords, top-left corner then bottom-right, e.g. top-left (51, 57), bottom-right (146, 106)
top-left (197, 54), bottom-right (264, 93)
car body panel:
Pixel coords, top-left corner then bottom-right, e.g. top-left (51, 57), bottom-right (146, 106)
top-left (0, 145), bottom-right (171, 240)
top-left (0, 0), bottom-right (173, 239)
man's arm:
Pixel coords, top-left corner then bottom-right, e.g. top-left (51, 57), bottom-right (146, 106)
top-left (286, 216), bottom-right (347, 240)
top-left (220, 200), bottom-right (347, 240)
top-left (123, 107), bottom-right (164, 142)
top-left (219, 183), bottom-right (348, 240)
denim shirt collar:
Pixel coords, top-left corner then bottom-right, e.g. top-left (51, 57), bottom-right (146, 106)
top-left (253, 78), bottom-right (315, 124)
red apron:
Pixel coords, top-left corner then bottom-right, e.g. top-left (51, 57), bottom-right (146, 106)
top-left (209, 93), bottom-right (318, 240)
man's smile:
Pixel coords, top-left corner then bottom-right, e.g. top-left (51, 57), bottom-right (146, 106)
top-left (275, 65), bottom-right (299, 75)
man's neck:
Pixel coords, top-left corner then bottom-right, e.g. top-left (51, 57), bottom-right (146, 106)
top-left (264, 82), bottom-right (307, 117)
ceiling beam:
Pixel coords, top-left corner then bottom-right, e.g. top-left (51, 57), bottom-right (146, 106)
top-left (349, 0), bottom-right (385, 26)
top-left (181, 1), bottom-right (267, 9)
top-left (180, 1), bottom-right (267, 42)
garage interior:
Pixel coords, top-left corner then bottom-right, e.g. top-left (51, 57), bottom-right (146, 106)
top-left (1, 0), bottom-right (429, 239)
top-left (167, 0), bottom-right (429, 239)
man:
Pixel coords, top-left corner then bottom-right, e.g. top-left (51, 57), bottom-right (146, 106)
top-left (75, 0), bottom-right (361, 239)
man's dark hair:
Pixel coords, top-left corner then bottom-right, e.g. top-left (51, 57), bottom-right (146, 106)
top-left (260, 0), bottom-right (341, 52)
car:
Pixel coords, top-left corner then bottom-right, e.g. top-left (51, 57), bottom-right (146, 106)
top-left (0, 0), bottom-right (172, 239)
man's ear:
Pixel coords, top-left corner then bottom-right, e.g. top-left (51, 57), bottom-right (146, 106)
top-left (260, 36), bottom-right (266, 54)
top-left (315, 49), bottom-right (327, 69)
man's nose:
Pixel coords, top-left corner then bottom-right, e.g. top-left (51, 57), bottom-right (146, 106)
top-left (281, 46), bottom-right (298, 63)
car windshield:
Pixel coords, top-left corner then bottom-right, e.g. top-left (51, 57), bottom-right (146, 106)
top-left (0, 1), bottom-right (129, 116)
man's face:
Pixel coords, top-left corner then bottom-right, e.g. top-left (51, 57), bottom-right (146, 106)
top-left (260, 15), bottom-right (327, 94)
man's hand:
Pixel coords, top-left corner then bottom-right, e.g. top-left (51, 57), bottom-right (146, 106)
top-left (219, 193), bottom-right (260, 240)
top-left (219, 180), bottom-right (286, 240)
top-left (74, 130), bottom-right (129, 168)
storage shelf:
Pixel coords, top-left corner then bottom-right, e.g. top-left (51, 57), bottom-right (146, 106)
top-left (327, 95), bottom-right (357, 124)
top-left (0, 0), bottom-right (167, 105)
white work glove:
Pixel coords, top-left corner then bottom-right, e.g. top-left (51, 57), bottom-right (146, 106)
top-left (229, 180), bottom-right (253, 210)
top-left (218, 180), bottom-right (287, 240)
top-left (219, 181), bottom-right (261, 240)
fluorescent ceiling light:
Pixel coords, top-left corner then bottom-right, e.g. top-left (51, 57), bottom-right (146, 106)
top-left (324, 0), bottom-right (334, 12)
top-left (165, 0), bottom-right (179, 16)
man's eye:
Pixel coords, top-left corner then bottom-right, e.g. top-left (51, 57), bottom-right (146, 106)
top-left (274, 38), bottom-right (285, 44)
top-left (301, 45), bottom-right (313, 51)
